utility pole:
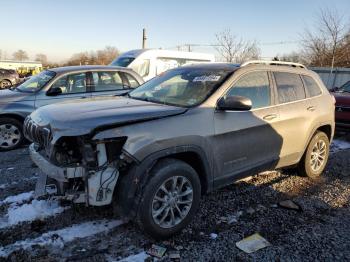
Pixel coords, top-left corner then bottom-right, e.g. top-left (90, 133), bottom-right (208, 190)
top-left (142, 28), bottom-right (147, 49)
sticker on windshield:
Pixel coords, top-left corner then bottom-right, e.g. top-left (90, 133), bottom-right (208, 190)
top-left (193, 75), bottom-right (221, 82)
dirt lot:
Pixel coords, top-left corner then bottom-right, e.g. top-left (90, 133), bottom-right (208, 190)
top-left (0, 135), bottom-right (349, 262)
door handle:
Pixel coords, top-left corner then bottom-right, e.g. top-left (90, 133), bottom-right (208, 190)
top-left (263, 114), bottom-right (277, 121)
top-left (307, 106), bottom-right (316, 112)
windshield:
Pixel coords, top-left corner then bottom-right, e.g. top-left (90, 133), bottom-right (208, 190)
top-left (129, 68), bottom-right (232, 107)
top-left (16, 71), bottom-right (56, 92)
top-left (340, 81), bottom-right (350, 93)
top-left (110, 56), bottom-right (135, 67)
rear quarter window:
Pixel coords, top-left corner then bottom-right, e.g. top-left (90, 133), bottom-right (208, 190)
top-left (302, 75), bottom-right (322, 97)
top-left (274, 72), bottom-right (306, 104)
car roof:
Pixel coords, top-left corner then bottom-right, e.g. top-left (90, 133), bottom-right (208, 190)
top-left (48, 65), bottom-right (133, 73)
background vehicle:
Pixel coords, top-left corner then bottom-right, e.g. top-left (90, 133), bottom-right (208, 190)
top-left (25, 61), bottom-right (334, 239)
top-left (0, 60), bottom-right (42, 78)
top-left (110, 49), bottom-right (215, 81)
top-left (330, 80), bottom-right (350, 132)
top-left (0, 65), bottom-right (143, 151)
top-left (0, 68), bottom-right (19, 89)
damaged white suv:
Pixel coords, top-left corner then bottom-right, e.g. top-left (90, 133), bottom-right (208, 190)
top-left (24, 61), bottom-right (335, 239)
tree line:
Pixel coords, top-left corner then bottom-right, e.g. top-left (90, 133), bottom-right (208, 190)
top-left (0, 46), bottom-right (119, 68)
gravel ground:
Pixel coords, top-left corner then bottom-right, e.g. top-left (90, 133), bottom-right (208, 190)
top-left (0, 135), bottom-right (349, 261)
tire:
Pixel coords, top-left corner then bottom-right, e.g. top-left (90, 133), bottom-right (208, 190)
top-left (298, 131), bottom-right (330, 178)
top-left (136, 158), bottom-right (201, 239)
top-left (0, 80), bottom-right (12, 89)
top-left (0, 118), bottom-right (24, 151)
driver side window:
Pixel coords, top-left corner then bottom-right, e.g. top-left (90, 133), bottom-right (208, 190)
top-left (226, 71), bottom-right (271, 109)
top-left (51, 73), bottom-right (87, 94)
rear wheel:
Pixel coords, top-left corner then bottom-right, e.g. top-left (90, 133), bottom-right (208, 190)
top-left (298, 131), bottom-right (329, 178)
top-left (136, 158), bottom-right (201, 239)
top-left (0, 118), bottom-right (24, 151)
top-left (0, 80), bottom-right (11, 89)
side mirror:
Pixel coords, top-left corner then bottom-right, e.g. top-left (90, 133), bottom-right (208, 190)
top-left (46, 87), bottom-right (62, 96)
top-left (217, 95), bottom-right (252, 111)
top-left (329, 86), bottom-right (339, 92)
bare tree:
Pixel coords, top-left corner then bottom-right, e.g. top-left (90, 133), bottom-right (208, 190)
top-left (214, 29), bottom-right (260, 63)
top-left (13, 50), bottom-right (29, 61)
top-left (35, 53), bottom-right (48, 66)
top-left (278, 51), bottom-right (306, 63)
top-left (65, 46), bottom-right (119, 66)
top-left (302, 8), bottom-right (349, 67)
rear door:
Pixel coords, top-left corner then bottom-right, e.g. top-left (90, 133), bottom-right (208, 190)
top-left (271, 71), bottom-right (311, 166)
top-left (212, 70), bottom-right (282, 187)
top-left (90, 71), bottom-right (139, 98)
top-left (35, 72), bottom-right (92, 108)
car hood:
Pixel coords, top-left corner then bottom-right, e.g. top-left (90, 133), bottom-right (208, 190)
top-left (0, 89), bottom-right (34, 103)
top-left (29, 96), bottom-right (187, 139)
top-left (332, 92), bottom-right (350, 106)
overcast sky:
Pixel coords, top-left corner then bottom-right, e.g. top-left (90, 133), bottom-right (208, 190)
top-left (1, 0), bottom-right (349, 62)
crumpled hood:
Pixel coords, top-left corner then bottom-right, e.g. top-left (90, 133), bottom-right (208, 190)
top-left (29, 96), bottom-right (187, 139)
top-left (0, 89), bottom-right (34, 103)
top-left (332, 92), bottom-right (350, 106)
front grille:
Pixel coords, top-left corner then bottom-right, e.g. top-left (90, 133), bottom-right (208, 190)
top-left (24, 117), bottom-right (52, 150)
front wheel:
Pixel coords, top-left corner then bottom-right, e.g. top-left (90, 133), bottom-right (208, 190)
top-left (136, 159), bottom-right (201, 239)
top-left (0, 80), bottom-right (12, 89)
top-left (0, 118), bottom-right (24, 151)
top-left (298, 131), bottom-right (330, 178)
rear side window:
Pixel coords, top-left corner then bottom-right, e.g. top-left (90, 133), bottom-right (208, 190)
top-left (123, 73), bottom-right (140, 88)
top-left (226, 71), bottom-right (271, 109)
top-left (92, 71), bottom-right (123, 91)
top-left (274, 72), bottom-right (305, 104)
top-left (302, 75), bottom-right (322, 97)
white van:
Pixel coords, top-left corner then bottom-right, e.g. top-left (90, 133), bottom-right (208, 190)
top-left (110, 49), bottom-right (215, 81)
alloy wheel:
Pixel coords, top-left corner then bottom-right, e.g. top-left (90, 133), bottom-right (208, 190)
top-left (152, 176), bottom-right (193, 228)
top-left (310, 139), bottom-right (327, 172)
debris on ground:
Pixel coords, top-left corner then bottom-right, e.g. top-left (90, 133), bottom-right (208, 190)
top-left (146, 244), bottom-right (167, 258)
top-left (209, 233), bottom-right (218, 239)
top-left (236, 233), bottom-right (271, 253)
top-left (246, 207), bottom-right (255, 215)
top-left (278, 200), bottom-right (302, 211)
top-left (168, 250), bottom-right (181, 260)
top-left (117, 251), bottom-right (150, 262)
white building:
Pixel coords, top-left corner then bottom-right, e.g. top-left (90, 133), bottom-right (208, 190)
top-left (0, 60), bottom-right (42, 73)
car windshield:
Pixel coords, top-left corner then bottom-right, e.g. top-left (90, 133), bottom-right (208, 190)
top-left (129, 67), bottom-right (232, 107)
top-left (16, 71), bottom-right (56, 92)
top-left (340, 81), bottom-right (350, 93)
top-left (110, 56), bottom-right (135, 67)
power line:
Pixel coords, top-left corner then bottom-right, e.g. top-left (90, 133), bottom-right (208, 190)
top-left (166, 40), bottom-right (301, 50)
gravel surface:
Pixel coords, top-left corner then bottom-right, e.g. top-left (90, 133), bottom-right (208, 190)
top-left (0, 135), bottom-right (349, 261)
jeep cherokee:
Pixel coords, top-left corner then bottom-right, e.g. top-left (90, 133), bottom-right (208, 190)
top-left (24, 61), bottom-right (335, 239)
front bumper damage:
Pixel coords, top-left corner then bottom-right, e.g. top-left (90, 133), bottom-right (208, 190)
top-left (29, 143), bottom-right (119, 206)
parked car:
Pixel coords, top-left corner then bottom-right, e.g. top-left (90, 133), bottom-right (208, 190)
top-left (0, 68), bottom-right (20, 89)
top-left (0, 65), bottom-right (143, 151)
top-left (110, 49), bottom-right (215, 81)
top-left (25, 61), bottom-right (334, 239)
top-left (330, 80), bottom-right (350, 132)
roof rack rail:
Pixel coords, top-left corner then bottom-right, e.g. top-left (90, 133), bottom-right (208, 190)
top-left (241, 60), bottom-right (307, 69)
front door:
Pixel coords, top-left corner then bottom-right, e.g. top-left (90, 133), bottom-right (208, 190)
top-left (35, 72), bottom-right (91, 108)
top-left (212, 71), bottom-right (282, 187)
